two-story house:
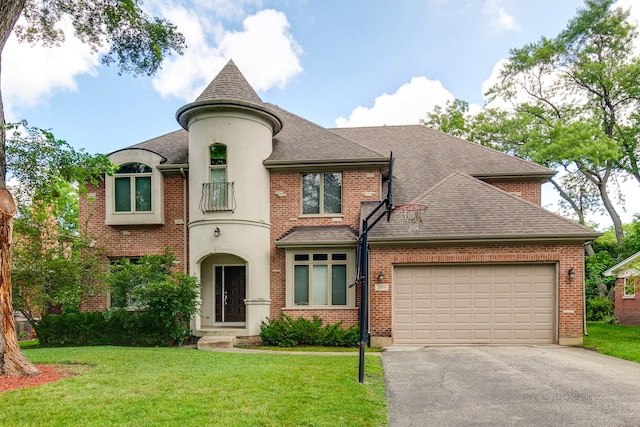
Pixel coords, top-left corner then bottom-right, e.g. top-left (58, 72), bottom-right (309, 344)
top-left (80, 60), bottom-right (599, 346)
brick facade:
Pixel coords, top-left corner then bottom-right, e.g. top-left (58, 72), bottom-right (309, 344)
top-left (265, 168), bottom-right (586, 344)
top-left (269, 169), bottom-right (380, 324)
top-left (489, 180), bottom-right (542, 205)
top-left (614, 277), bottom-right (640, 325)
top-left (79, 175), bottom-right (189, 311)
top-left (368, 244), bottom-right (585, 342)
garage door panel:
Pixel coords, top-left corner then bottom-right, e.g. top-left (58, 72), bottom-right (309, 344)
top-left (393, 264), bottom-right (555, 344)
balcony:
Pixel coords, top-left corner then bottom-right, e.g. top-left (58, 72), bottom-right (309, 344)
top-left (200, 182), bottom-right (236, 213)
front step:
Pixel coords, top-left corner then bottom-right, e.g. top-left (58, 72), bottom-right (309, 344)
top-left (197, 336), bottom-right (236, 350)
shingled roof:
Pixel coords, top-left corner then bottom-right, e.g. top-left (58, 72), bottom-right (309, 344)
top-left (176, 60), bottom-right (283, 133)
top-left (194, 59), bottom-right (263, 105)
top-left (265, 105), bottom-right (387, 167)
top-left (331, 125), bottom-right (555, 204)
top-left (365, 172), bottom-right (599, 243)
top-left (122, 129), bottom-right (188, 164)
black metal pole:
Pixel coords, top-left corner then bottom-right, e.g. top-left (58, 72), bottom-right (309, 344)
top-left (358, 218), bottom-right (368, 383)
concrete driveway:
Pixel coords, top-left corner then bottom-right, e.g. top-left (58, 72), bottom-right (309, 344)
top-left (381, 345), bottom-right (640, 426)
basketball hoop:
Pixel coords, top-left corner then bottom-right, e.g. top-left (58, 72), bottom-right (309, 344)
top-left (395, 203), bottom-right (427, 232)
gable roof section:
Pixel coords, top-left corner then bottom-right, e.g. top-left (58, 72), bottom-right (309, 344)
top-left (264, 105), bottom-right (388, 168)
top-left (604, 252), bottom-right (640, 277)
top-left (366, 172), bottom-right (599, 244)
top-left (331, 125), bottom-right (555, 204)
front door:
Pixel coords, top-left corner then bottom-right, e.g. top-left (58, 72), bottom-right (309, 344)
top-left (214, 265), bottom-right (246, 323)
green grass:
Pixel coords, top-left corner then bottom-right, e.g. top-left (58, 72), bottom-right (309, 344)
top-left (2, 347), bottom-right (386, 427)
top-left (584, 322), bottom-right (640, 363)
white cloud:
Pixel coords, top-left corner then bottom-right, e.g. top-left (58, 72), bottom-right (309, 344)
top-left (1, 19), bottom-right (103, 121)
top-left (335, 77), bottom-right (455, 128)
top-left (151, 7), bottom-right (303, 101)
top-left (483, 0), bottom-right (520, 33)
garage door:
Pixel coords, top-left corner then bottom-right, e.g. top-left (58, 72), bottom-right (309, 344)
top-left (393, 264), bottom-right (555, 344)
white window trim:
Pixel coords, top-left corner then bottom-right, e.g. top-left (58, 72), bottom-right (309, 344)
top-left (114, 169), bottom-right (153, 213)
top-left (285, 249), bottom-right (355, 308)
top-left (106, 149), bottom-right (164, 225)
top-left (623, 277), bottom-right (637, 299)
top-left (301, 172), bottom-right (343, 216)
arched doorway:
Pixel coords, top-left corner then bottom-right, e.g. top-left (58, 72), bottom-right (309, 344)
top-left (200, 254), bottom-right (247, 327)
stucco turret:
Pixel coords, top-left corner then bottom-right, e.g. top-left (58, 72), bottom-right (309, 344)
top-left (177, 60), bottom-right (282, 335)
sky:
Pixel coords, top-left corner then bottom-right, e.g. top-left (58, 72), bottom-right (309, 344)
top-left (2, 0), bottom-right (639, 230)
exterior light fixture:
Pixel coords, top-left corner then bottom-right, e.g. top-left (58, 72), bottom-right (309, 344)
top-left (568, 268), bottom-right (575, 280)
top-left (378, 270), bottom-right (384, 282)
top-left (214, 227), bottom-right (221, 238)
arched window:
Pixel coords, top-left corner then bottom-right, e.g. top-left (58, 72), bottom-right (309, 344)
top-left (209, 144), bottom-right (227, 208)
top-left (114, 162), bottom-right (153, 212)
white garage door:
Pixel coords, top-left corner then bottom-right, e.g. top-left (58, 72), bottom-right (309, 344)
top-left (393, 264), bottom-right (555, 344)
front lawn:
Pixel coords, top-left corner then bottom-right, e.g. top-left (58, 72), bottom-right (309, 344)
top-left (1, 347), bottom-right (386, 426)
top-left (584, 322), bottom-right (640, 363)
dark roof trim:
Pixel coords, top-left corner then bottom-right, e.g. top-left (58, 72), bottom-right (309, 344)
top-left (475, 172), bottom-right (555, 181)
top-left (275, 240), bottom-right (358, 249)
top-left (156, 164), bottom-right (189, 176)
top-left (368, 233), bottom-right (602, 247)
top-left (264, 158), bottom-right (388, 171)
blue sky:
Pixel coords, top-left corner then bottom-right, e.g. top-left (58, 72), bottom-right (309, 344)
top-left (2, 0), bottom-right (639, 228)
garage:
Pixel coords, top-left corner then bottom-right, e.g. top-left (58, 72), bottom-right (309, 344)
top-left (393, 264), bottom-right (555, 344)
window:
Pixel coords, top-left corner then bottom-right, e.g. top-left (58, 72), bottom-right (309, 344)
top-left (209, 144), bottom-right (227, 208)
top-left (114, 163), bottom-right (152, 212)
top-left (302, 172), bottom-right (342, 215)
top-left (292, 252), bottom-right (349, 306)
top-left (624, 276), bottom-right (638, 298)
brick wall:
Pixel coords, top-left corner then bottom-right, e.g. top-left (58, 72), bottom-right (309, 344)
top-left (368, 244), bottom-right (586, 342)
top-left (489, 181), bottom-right (542, 205)
top-left (614, 278), bottom-right (640, 326)
top-left (79, 175), bottom-right (189, 311)
top-left (269, 169), bottom-right (380, 320)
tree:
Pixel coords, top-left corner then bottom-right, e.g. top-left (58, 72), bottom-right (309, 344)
top-left (485, 0), bottom-right (639, 246)
top-left (11, 178), bottom-right (108, 333)
top-left (426, 1), bottom-right (640, 247)
top-left (0, 1), bottom-right (184, 377)
top-left (2, 121), bottom-right (114, 376)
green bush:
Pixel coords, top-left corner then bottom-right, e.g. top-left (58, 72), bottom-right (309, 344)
top-left (587, 295), bottom-right (616, 322)
top-left (260, 315), bottom-right (359, 347)
top-left (137, 273), bottom-right (200, 346)
top-left (37, 310), bottom-right (172, 347)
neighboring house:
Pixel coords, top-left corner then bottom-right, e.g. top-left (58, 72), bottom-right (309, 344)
top-left (79, 60), bottom-right (600, 346)
top-left (604, 252), bottom-right (640, 326)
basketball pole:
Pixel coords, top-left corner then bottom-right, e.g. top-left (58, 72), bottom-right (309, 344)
top-left (357, 152), bottom-right (393, 384)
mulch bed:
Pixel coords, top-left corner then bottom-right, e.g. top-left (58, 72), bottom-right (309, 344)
top-left (0, 365), bottom-right (71, 393)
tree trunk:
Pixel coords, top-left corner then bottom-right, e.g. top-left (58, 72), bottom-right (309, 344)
top-left (0, 0), bottom-right (39, 377)
top-left (0, 189), bottom-right (39, 376)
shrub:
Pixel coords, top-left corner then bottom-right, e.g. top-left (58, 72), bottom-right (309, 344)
top-left (587, 295), bottom-right (615, 322)
top-left (260, 315), bottom-right (359, 347)
top-left (137, 273), bottom-right (200, 346)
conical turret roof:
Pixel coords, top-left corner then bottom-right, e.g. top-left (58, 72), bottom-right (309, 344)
top-left (194, 59), bottom-right (264, 105)
top-left (176, 59), bottom-right (282, 134)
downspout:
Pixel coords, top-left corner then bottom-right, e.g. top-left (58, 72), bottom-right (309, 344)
top-left (583, 241), bottom-right (592, 337)
top-left (181, 167), bottom-right (188, 274)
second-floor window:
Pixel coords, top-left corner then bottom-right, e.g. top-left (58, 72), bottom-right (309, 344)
top-left (302, 172), bottom-right (342, 215)
top-left (114, 163), bottom-right (152, 212)
top-left (210, 144), bottom-right (227, 208)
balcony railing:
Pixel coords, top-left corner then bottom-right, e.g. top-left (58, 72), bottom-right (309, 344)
top-left (200, 182), bottom-right (236, 213)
